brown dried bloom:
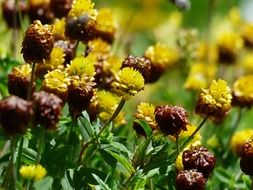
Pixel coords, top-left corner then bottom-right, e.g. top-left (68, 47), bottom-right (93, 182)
top-left (21, 20), bottom-right (54, 64)
top-left (155, 105), bottom-right (189, 137)
top-left (50, 0), bottom-right (73, 18)
top-left (8, 64), bottom-right (35, 99)
top-left (176, 170), bottom-right (206, 190)
top-left (121, 55), bottom-right (152, 84)
top-left (183, 146), bottom-right (216, 178)
top-left (240, 140), bottom-right (253, 175)
top-left (32, 91), bottom-right (63, 130)
top-left (0, 96), bottom-right (33, 136)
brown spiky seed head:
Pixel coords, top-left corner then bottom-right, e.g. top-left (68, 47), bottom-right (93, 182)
top-left (32, 91), bottom-right (63, 130)
top-left (0, 96), bottom-right (33, 136)
top-left (21, 20), bottom-right (54, 64)
top-left (183, 146), bottom-right (216, 178)
top-left (155, 105), bottom-right (189, 137)
top-left (240, 141), bottom-right (253, 175)
top-left (176, 170), bottom-right (206, 190)
top-left (50, 0), bottom-right (73, 18)
top-left (121, 55), bottom-right (152, 83)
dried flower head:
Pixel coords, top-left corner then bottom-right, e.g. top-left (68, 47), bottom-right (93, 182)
top-left (183, 146), bottom-right (216, 178)
top-left (112, 67), bottom-right (145, 100)
top-left (67, 78), bottom-right (94, 117)
top-left (95, 8), bottom-right (117, 44)
top-left (21, 20), bottom-right (54, 64)
top-left (217, 32), bottom-right (243, 64)
top-left (133, 102), bottom-right (157, 136)
top-left (8, 64), bottom-right (35, 99)
top-left (230, 129), bottom-right (253, 155)
top-left (68, 55), bottom-right (96, 81)
top-left (195, 79), bottom-right (232, 123)
top-left (50, 0), bottom-right (72, 18)
top-left (232, 75), bottom-right (253, 107)
top-left (121, 55), bottom-right (152, 83)
top-left (242, 23), bottom-right (253, 48)
top-left (155, 105), bottom-right (189, 137)
top-left (0, 96), bottom-right (33, 136)
top-left (19, 164), bottom-right (47, 181)
top-left (144, 43), bottom-right (178, 83)
top-left (33, 91), bottom-right (63, 130)
top-left (176, 170), bottom-right (206, 190)
top-left (1, 0), bottom-right (27, 28)
top-left (240, 140), bottom-right (253, 175)
top-left (42, 69), bottom-right (70, 101)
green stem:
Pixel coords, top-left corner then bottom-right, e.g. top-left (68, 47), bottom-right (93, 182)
top-left (27, 62), bottom-right (36, 101)
top-left (176, 135), bottom-right (179, 155)
top-left (16, 136), bottom-right (24, 180)
top-left (67, 117), bottom-right (77, 143)
top-left (10, 139), bottom-right (17, 189)
top-left (179, 117), bottom-right (208, 155)
top-left (78, 99), bottom-right (125, 163)
top-left (36, 129), bottom-right (45, 164)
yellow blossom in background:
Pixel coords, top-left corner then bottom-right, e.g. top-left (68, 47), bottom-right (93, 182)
top-left (195, 79), bottom-right (232, 122)
top-left (242, 54), bottom-right (253, 73)
top-left (103, 55), bottom-right (123, 74)
top-left (19, 164), bottom-right (47, 181)
top-left (87, 38), bottom-right (111, 59)
top-left (184, 62), bottom-right (217, 91)
top-left (68, 55), bottom-right (96, 80)
top-left (228, 7), bottom-right (241, 26)
top-left (194, 42), bottom-right (218, 63)
top-left (207, 135), bottom-right (220, 149)
top-left (47, 47), bottom-right (65, 69)
top-left (112, 67), bottom-right (145, 100)
top-left (231, 129), bottom-right (253, 155)
top-left (135, 102), bottom-right (157, 130)
top-left (232, 75), bottom-right (253, 107)
top-left (29, 0), bottom-right (49, 6)
top-left (145, 43), bottom-right (179, 68)
top-left (53, 18), bottom-right (66, 38)
top-left (96, 8), bottom-right (117, 34)
top-left (68, 0), bottom-right (96, 18)
top-left (179, 124), bottom-right (202, 142)
top-left (96, 90), bottom-right (120, 112)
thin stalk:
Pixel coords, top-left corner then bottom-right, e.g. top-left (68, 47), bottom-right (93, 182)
top-left (67, 117), bottom-right (77, 143)
top-left (10, 139), bottom-right (17, 189)
top-left (27, 62), bottom-right (36, 101)
top-left (16, 136), bottom-right (24, 180)
top-left (78, 99), bottom-right (125, 163)
top-left (176, 135), bottom-right (179, 155)
top-left (10, 0), bottom-right (18, 58)
top-left (36, 129), bottom-right (45, 164)
top-left (179, 117), bottom-right (208, 154)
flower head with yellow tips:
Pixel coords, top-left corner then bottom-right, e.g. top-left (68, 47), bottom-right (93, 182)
top-left (112, 67), bottom-right (145, 100)
top-left (242, 54), bottom-right (253, 74)
top-left (42, 69), bottom-right (70, 101)
top-left (53, 18), bottom-right (66, 39)
top-left (232, 75), bottom-right (253, 107)
top-left (242, 23), bottom-right (253, 48)
top-left (87, 38), bottom-right (111, 60)
top-left (231, 129), bottom-right (253, 155)
top-left (68, 0), bottom-right (95, 18)
top-left (68, 55), bottom-right (96, 81)
top-left (19, 164), bottom-right (47, 181)
top-left (195, 79), bottom-right (232, 122)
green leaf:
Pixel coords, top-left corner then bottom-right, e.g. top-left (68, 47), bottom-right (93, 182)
top-left (92, 174), bottom-right (111, 190)
top-left (34, 177), bottom-right (53, 190)
top-left (22, 148), bottom-right (37, 163)
top-left (99, 149), bottom-right (117, 168)
top-left (133, 177), bottom-right (146, 190)
top-left (134, 120), bottom-right (152, 137)
top-left (214, 168), bottom-right (231, 184)
top-left (105, 150), bottom-right (135, 174)
top-left (110, 141), bottom-right (132, 157)
top-left (78, 114), bottom-right (94, 138)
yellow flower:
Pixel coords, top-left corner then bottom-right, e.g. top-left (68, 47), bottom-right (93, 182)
top-left (68, 55), bottom-right (96, 80)
top-left (19, 164), bottom-right (47, 181)
top-left (232, 75), bottom-right (253, 107)
top-left (112, 67), bottom-right (145, 100)
top-left (184, 62), bottom-right (217, 91)
top-left (241, 23), bottom-right (253, 47)
top-left (103, 55), bottom-right (123, 74)
top-left (47, 47), bottom-right (65, 69)
top-left (11, 64), bottom-right (32, 78)
top-left (96, 90), bottom-right (120, 112)
top-left (231, 129), bottom-right (253, 155)
top-left (195, 79), bottom-right (232, 122)
top-left (194, 42), bottom-right (218, 63)
top-left (96, 8), bottom-right (117, 34)
top-left (68, 0), bottom-right (96, 18)
top-left (179, 124), bottom-right (202, 142)
top-left (42, 69), bottom-right (70, 101)
top-left (145, 43), bottom-right (178, 67)
top-left (228, 7), bottom-right (241, 26)
top-left (87, 38), bottom-right (111, 59)
top-left (53, 18), bottom-right (65, 38)
top-left (207, 135), bottom-right (220, 149)
top-left (135, 102), bottom-right (157, 130)
top-left (242, 54), bottom-right (253, 73)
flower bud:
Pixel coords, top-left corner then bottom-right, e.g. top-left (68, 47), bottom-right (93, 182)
top-left (240, 141), bottom-right (253, 175)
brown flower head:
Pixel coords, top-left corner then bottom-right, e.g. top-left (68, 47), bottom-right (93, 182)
top-left (240, 140), bottom-right (253, 175)
top-left (1, 0), bottom-right (27, 28)
top-left (176, 170), bottom-right (206, 190)
top-left (28, 0), bottom-right (53, 24)
top-left (183, 146), bottom-right (216, 178)
top-left (32, 91), bottom-right (63, 130)
top-left (0, 96), bottom-right (33, 136)
top-left (155, 105), bottom-right (189, 137)
top-left (121, 55), bottom-right (152, 84)
top-left (8, 64), bottom-right (35, 99)
top-left (65, 14), bottom-right (97, 43)
top-left (50, 0), bottom-right (73, 18)
top-left (21, 20), bottom-right (54, 64)
top-left (67, 78), bottom-right (94, 117)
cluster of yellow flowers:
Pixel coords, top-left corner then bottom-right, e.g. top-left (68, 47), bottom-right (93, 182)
top-left (19, 164), bottom-right (47, 181)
